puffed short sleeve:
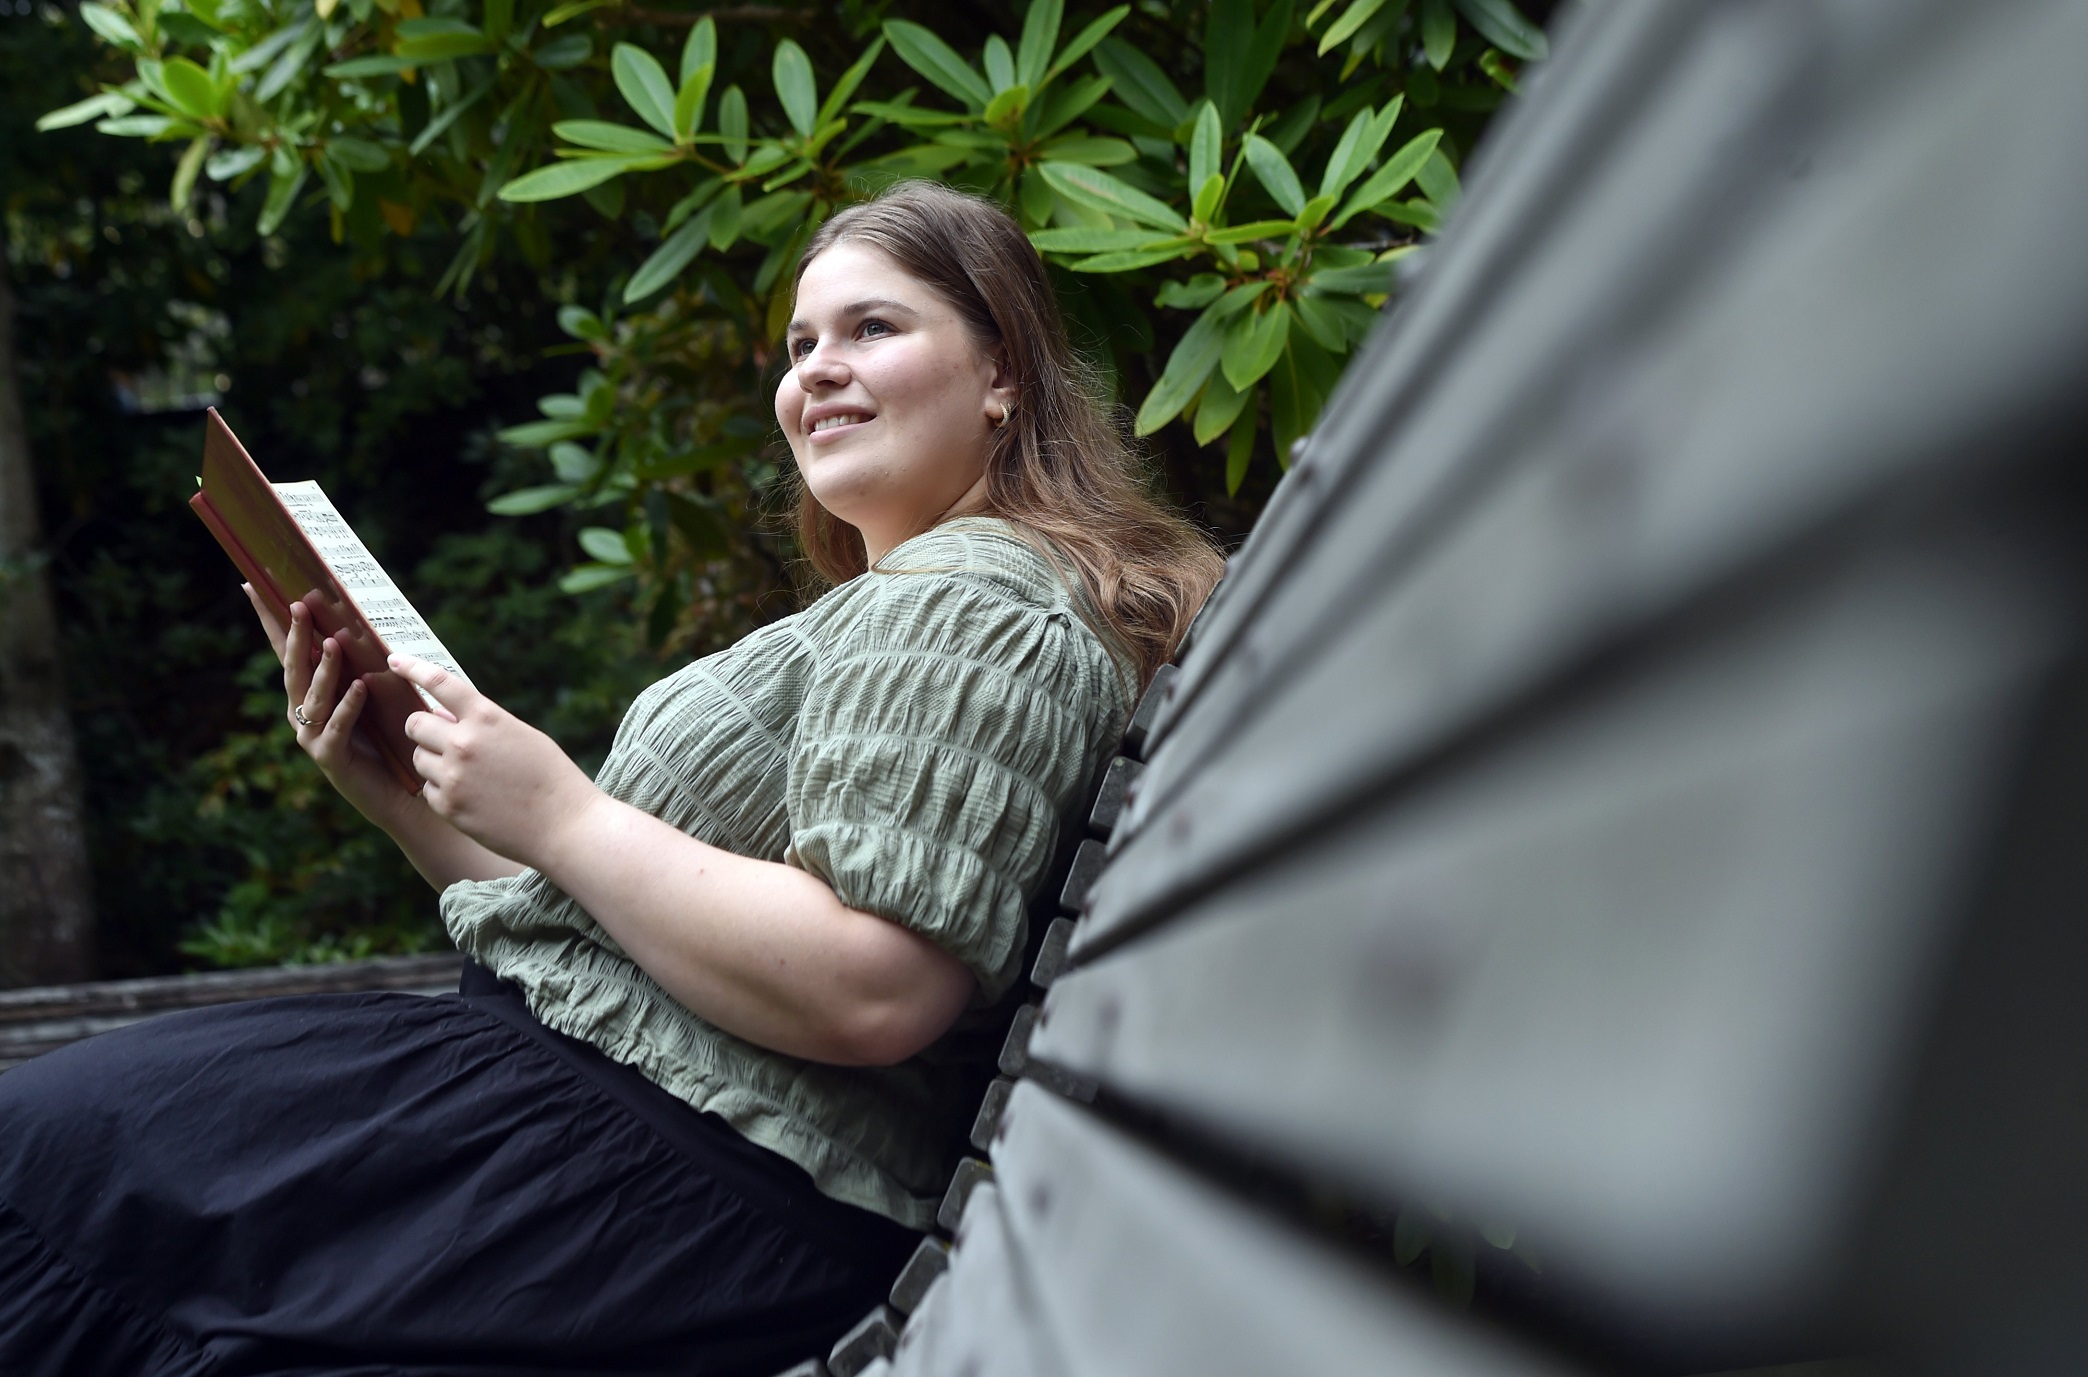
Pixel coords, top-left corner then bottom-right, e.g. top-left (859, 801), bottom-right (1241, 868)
top-left (786, 547), bottom-right (1123, 1004)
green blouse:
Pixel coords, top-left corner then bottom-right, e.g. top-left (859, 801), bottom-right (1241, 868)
top-left (440, 518), bottom-right (1130, 1227)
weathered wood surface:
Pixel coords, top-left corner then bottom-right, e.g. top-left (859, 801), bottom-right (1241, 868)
top-left (0, 951), bottom-right (465, 1070)
top-left (1035, 491), bottom-right (2079, 1341)
top-left (896, 1084), bottom-right (1569, 1377)
top-left (1093, 0), bottom-right (2088, 959)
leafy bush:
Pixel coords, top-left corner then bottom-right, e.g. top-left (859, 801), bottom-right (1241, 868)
top-left (44, 0), bottom-right (1545, 617)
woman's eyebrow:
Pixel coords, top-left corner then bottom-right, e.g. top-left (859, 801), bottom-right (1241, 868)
top-left (786, 298), bottom-right (923, 334)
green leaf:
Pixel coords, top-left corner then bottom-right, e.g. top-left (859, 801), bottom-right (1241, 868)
top-left (1133, 285), bottom-right (1264, 434)
top-left (1416, 146), bottom-right (1461, 210)
top-left (1205, 218), bottom-right (1296, 244)
top-left (1016, 0), bottom-right (1062, 89)
top-left (396, 30), bottom-right (497, 61)
top-left (1207, 0), bottom-right (1293, 128)
top-left (625, 211), bottom-right (713, 302)
top-left (160, 57), bottom-right (223, 120)
top-left (557, 305), bottom-right (608, 341)
top-left (37, 91), bottom-right (133, 132)
top-left (79, 3), bottom-right (142, 50)
top-left (1034, 135), bottom-right (1132, 166)
top-left (1309, 260), bottom-right (1397, 293)
top-left (206, 144), bottom-right (266, 181)
top-left (1421, 0), bottom-right (1456, 69)
top-left (498, 156), bottom-right (644, 203)
top-left (1192, 173), bottom-right (1225, 223)
top-left (1070, 246), bottom-right (1193, 272)
top-left (95, 115), bottom-right (174, 137)
top-left (1316, 0), bottom-right (1387, 54)
top-left (674, 63), bottom-right (714, 141)
top-left (488, 484), bottom-right (580, 515)
top-left (1319, 97), bottom-right (1398, 199)
top-left (559, 563), bottom-right (635, 594)
top-left (1453, 0), bottom-right (1547, 61)
top-left (613, 42), bottom-right (678, 139)
top-left (707, 184), bottom-right (742, 248)
top-left (817, 37), bottom-right (886, 126)
top-left (578, 527), bottom-right (634, 564)
top-left (1090, 38), bottom-right (1186, 127)
top-left (1331, 127), bottom-right (1441, 227)
top-left (1222, 299), bottom-right (1290, 389)
top-left (170, 135), bottom-right (209, 211)
top-left (1043, 5), bottom-right (1128, 84)
top-left (325, 54), bottom-right (422, 78)
top-left (1029, 226), bottom-right (1162, 253)
top-left (484, 0), bottom-right (513, 43)
top-left (664, 177), bottom-right (720, 230)
top-left (984, 84), bottom-right (1031, 128)
top-left (229, 18), bottom-right (310, 74)
top-left (718, 85), bottom-right (748, 162)
top-left (554, 120), bottom-right (672, 154)
top-left (1269, 331), bottom-right (1340, 458)
top-left (1295, 192), bottom-right (1337, 231)
top-left (533, 33), bottom-right (592, 69)
top-left (983, 36), bottom-right (1016, 94)
top-left (1038, 161), bottom-right (1185, 231)
top-left (327, 136), bottom-right (388, 172)
top-left (1377, 196), bottom-right (1441, 232)
top-left (1194, 366), bottom-right (1252, 445)
top-left (257, 164), bottom-right (306, 236)
top-left (883, 20), bottom-right (993, 109)
top-left (1291, 292), bottom-right (1346, 349)
top-left (1243, 135), bottom-right (1305, 217)
top-left (1154, 273), bottom-right (1224, 308)
top-left (499, 417), bottom-right (594, 447)
top-left (1225, 405), bottom-right (1257, 494)
top-left (542, 0), bottom-right (614, 26)
top-left (679, 16), bottom-right (716, 86)
top-left (1188, 102), bottom-right (1221, 196)
top-left (772, 39), bottom-right (818, 137)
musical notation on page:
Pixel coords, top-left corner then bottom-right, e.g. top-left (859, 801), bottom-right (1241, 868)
top-left (272, 481), bottom-right (470, 707)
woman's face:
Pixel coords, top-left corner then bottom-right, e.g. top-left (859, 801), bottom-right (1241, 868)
top-left (776, 241), bottom-right (1014, 562)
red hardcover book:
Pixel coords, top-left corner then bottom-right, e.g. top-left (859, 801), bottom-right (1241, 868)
top-left (189, 408), bottom-right (469, 794)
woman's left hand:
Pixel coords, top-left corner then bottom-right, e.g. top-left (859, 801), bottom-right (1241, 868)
top-left (391, 653), bottom-right (602, 870)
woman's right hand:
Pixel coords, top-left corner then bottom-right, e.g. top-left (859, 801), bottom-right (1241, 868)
top-left (243, 583), bottom-right (415, 826)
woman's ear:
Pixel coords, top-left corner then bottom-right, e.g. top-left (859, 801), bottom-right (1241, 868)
top-left (984, 345), bottom-right (1019, 425)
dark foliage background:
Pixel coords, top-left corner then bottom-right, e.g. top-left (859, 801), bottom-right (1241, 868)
top-left (4, 0), bottom-right (1541, 975)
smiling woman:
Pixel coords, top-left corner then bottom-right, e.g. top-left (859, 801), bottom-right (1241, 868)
top-left (0, 181), bottom-right (1222, 1375)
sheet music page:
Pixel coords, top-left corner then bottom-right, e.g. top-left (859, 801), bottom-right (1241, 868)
top-left (273, 481), bottom-right (471, 706)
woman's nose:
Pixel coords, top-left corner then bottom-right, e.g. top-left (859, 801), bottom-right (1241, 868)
top-left (792, 338), bottom-right (848, 389)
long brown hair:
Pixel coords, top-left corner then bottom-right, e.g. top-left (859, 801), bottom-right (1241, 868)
top-left (789, 181), bottom-right (1223, 691)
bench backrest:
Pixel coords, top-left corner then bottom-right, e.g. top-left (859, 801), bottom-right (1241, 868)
top-left (806, 3), bottom-right (2088, 1374)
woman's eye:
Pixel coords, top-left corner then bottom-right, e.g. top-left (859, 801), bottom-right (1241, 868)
top-left (860, 320), bottom-right (891, 339)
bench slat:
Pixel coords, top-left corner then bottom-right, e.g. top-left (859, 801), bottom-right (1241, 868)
top-left (969, 1083), bottom-right (1572, 1377)
top-left (890, 1182), bottom-right (1068, 1377)
top-left (1085, 0), bottom-right (2088, 956)
top-left (1036, 503), bottom-right (2081, 1343)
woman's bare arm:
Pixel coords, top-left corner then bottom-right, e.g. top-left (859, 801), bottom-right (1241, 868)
top-left (392, 653), bottom-right (975, 1066)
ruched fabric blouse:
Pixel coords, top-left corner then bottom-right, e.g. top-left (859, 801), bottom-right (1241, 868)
top-left (441, 519), bottom-right (1131, 1227)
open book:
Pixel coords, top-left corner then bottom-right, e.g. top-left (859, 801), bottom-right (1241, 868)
top-left (189, 408), bottom-right (468, 793)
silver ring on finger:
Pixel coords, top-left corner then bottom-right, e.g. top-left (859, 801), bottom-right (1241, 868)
top-left (294, 705), bottom-right (316, 728)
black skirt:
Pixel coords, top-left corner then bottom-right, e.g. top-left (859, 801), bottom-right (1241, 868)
top-left (0, 966), bottom-right (917, 1377)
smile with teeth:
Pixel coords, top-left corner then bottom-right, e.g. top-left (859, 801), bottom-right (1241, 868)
top-left (812, 412), bottom-right (872, 433)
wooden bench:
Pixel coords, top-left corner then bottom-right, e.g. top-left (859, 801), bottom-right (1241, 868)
top-left (0, 952), bottom-right (465, 1073)
top-left (789, 2), bottom-right (2088, 1374)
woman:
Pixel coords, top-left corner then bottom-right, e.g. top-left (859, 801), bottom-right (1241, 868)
top-left (0, 181), bottom-right (1222, 1376)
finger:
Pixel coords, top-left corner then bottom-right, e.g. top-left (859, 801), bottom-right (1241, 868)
top-left (412, 743), bottom-right (446, 793)
top-left (283, 602), bottom-right (317, 704)
top-left (317, 677), bottom-right (367, 753)
top-left (401, 708), bottom-right (454, 753)
top-left (388, 653), bottom-right (477, 718)
top-left (303, 636), bottom-right (343, 728)
top-left (243, 584), bottom-right (289, 659)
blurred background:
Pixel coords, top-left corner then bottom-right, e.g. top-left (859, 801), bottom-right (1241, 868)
top-left (0, 0), bottom-right (1545, 981)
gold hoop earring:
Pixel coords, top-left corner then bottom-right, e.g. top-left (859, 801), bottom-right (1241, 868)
top-left (994, 401), bottom-right (1015, 429)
